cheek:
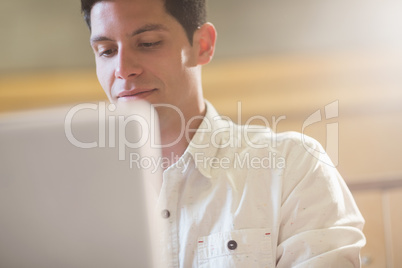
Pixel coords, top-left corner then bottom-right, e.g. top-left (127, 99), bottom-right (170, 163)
top-left (181, 47), bottom-right (193, 66)
top-left (95, 60), bottom-right (114, 96)
top-left (180, 42), bottom-right (200, 67)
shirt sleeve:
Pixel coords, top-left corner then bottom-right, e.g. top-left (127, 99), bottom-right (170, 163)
top-left (276, 134), bottom-right (366, 268)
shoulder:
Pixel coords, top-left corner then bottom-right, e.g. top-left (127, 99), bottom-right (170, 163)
top-left (232, 122), bottom-right (326, 159)
top-left (227, 124), bottom-right (339, 180)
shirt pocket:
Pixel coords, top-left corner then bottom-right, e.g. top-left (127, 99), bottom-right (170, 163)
top-left (197, 228), bottom-right (274, 268)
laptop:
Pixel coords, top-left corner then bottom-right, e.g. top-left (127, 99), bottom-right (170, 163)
top-left (0, 101), bottom-right (162, 268)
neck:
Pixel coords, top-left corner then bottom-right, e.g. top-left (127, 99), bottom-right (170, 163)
top-left (159, 103), bottom-right (206, 168)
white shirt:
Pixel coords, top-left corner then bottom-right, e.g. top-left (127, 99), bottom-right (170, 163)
top-left (155, 101), bottom-right (365, 267)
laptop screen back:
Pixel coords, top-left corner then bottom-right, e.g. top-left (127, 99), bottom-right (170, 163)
top-left (0, 102), bottom-right (161, 268)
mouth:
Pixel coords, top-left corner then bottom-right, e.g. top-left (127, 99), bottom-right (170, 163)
top-left (116, 88), bottom-right (157, 101)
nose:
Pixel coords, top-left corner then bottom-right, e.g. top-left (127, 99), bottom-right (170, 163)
top-left (114, 48), bottom-right (143, 79)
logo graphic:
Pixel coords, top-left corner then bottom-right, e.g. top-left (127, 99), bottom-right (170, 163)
top-left (301, 100), bottom-right (339, 167)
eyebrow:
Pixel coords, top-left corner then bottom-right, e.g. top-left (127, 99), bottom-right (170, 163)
top-left (90, 23), bottom-right (168, 44)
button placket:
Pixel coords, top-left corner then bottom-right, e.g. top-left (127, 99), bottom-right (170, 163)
top-left (157, 164), bottom-right (188, 267)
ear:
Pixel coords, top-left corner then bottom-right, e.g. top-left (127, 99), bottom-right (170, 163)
top-left (194, 23), bottom-right (217, 65)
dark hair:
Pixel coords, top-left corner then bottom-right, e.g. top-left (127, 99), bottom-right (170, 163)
top-left (81, 0), bottom-right (206, 44)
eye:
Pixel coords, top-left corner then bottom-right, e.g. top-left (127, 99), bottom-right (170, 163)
top-left (139, 41), bottom-right (162, 48)
top-left (99, 48), bottom-right (116, 57)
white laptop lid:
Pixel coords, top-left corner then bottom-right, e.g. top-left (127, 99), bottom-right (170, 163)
top-left (0, 101), bottom-right (162, 268)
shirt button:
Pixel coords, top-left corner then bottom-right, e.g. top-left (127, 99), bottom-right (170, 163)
top-left (161, 209), bottom-right (170, 219)
top-left (227, 240), bottom-right (237, 250)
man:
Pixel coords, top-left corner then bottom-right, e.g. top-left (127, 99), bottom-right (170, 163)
top-left (81, 0), bottom-right (365, 267)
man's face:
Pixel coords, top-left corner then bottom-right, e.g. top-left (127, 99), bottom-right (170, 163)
top-left (90, 0), bottom-right (203, 125)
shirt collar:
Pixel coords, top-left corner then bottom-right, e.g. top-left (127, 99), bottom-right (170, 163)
top-left (183, 100), bottom-right (232, 178)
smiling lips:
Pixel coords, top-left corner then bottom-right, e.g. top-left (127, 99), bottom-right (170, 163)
top-left (117, 88), bottom-right (157, 100)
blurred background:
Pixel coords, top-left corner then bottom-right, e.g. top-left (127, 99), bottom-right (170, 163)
top-left (0, 0), bottom-right (401, 266)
